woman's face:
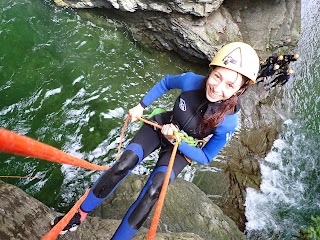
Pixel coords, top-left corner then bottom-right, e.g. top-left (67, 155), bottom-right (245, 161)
top-left (206, 66), bottom-right (245, 102)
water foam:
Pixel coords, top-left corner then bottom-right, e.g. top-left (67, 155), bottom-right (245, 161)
top-left (245, 117), bottom-right (317, 238)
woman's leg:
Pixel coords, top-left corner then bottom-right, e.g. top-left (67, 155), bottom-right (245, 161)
top-left (52, 121), bottom-right (163, 233)
top-left (112, 147), bottom-right (189, 240)
top-left (80, 122), bottom-right (162, 213)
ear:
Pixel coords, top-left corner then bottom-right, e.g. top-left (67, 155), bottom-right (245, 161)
top-left (235, 79), bottom-right (249, 96)
top-left (235, 88), bottom-right (246, 97)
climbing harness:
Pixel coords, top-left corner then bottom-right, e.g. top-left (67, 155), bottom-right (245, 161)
top-left (139, 108), bottom-right (166, 128)
top-left (137, 115), bottom-right (198, 164)
top-left (177, 130), bottom-right (199, 147)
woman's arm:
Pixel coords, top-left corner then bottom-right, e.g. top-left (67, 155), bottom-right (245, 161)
top-left (139, 72), bottom-right (204, 108)
top-left (130, 72), bottom-right (203, 122)
top-left (177, 113), bottom-right (238, 164)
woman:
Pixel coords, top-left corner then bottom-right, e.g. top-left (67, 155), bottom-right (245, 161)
top-left (53, 42), bottom-right (260, 239)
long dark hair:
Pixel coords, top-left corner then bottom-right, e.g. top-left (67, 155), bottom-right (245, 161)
top-left (198, 70), bottom-right (250, 136)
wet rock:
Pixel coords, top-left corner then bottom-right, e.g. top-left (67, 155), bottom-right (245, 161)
top-left (53, 0), bottom-right (300, 62)
top-left (91, 174), bottom-right (246, 240)
top-left (0, 176), bottom-right (245, 240)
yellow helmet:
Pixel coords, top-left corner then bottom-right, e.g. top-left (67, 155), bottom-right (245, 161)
top-left (209, 42), bottom-right (260, 84)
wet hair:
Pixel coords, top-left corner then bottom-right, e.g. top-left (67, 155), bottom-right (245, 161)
top-left (198, 68), bottom-right (250, 136)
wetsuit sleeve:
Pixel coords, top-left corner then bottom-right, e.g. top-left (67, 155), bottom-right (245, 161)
top-left (140, 72), bottom-right (203, 108)
top-left (177, 113), bottom-right (238, 164)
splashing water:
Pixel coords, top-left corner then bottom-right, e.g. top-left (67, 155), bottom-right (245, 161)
top-left (245, 0), bottom-right (320, 238)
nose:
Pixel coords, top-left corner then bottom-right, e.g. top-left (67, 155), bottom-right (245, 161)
top-left (212, 81), bottom-right (224, 93)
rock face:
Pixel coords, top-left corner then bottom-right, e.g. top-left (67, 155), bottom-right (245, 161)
top-left (0, 180), bottom-right (53, 240)
top-left (54, 0), bottom-right (224, 16)
top-left (0, 176), bottom-right (245, 240)
top-left (90, 174), bottom-right (246, 240)
top-left (54, 0), bottom-right (300, 63)
top-left (192, 84), bottom-right (289, 230)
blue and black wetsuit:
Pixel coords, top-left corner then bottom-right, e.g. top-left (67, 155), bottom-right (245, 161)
top-left (80, 72), bottom-right (240, 239)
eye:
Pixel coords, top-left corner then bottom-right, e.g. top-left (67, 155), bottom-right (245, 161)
top-left (212, 73), bottom-right (221, 82)
top-left (227, 83), bottom-right (234, 88)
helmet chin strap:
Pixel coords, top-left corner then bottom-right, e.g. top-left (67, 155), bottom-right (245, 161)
top-left (231, 72), bottom-right (240, 84)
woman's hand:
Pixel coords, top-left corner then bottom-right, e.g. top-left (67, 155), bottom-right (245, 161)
top-left (161, 123), bottom-right (179, 144)
top-left (129, 103), bottom-right (144, 122)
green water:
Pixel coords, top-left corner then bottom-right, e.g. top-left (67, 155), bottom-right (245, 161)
top-left (0, 0), bottom-right (206, 211)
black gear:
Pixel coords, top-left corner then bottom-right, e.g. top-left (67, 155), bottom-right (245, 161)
top-left (51, 212), bottom-right (81, 234)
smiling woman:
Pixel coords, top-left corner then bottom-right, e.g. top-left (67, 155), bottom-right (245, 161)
top-left (52, 42), bottom-right (260, 239)
top-left (206, 67), bottom-right (245, 102)
top-left (206, 41), bottom-right (259, 102)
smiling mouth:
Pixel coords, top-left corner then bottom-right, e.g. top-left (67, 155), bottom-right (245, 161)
top-left (211, 93), bottom-right (221, 98)
top-left (208, 87), bottom-right (221, 98)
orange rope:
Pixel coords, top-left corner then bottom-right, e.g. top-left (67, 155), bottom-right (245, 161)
top-left (116, 115), bottom-right (131, 160)
top-left (42, 188), bottom-right (90, 240)
top-left (0, 128), bottom-right (109, 171)
top-left (147, 141), bottom-right (179, 240)
top-left (122, 115), bottom-right (179, 238)
top-left (137, 116), bottom-right (191, 164)
top-left (0, 175), bottom-right (40, 179)
top-left (137, 115), bottom-right (192, 238)
top-left (136, 116), bottom-right (163, 130)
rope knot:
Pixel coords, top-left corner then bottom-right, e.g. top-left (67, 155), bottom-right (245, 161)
top-left (173, 130), bottom-right (199, 147)
top-left (173, 131), bottom-right (183, 145)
